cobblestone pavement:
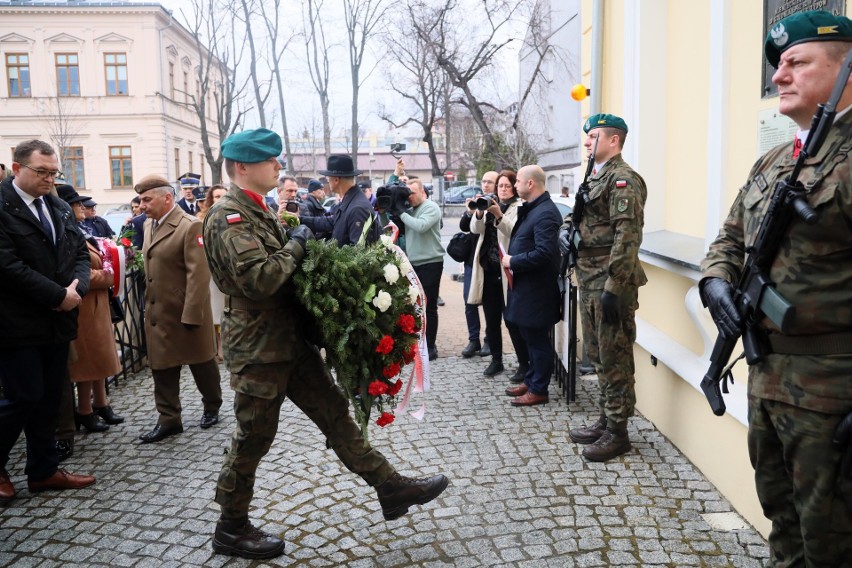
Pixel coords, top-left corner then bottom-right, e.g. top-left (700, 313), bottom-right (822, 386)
top-left (0, 236), bottom-right (770, 567)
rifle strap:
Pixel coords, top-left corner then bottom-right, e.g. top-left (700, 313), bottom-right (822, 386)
top-left (804, 138), bottom-right (852, 191)
top-left (578, 245), bottom-right (612, 258)
top-left (767, 331), bottom-right (852, 355)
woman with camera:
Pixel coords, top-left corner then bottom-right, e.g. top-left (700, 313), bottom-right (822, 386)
top-left (467, 169), bottom-right (525, 378)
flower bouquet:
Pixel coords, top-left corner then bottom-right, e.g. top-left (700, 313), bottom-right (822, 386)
top-left (293, 235), bottom-right (425, 436)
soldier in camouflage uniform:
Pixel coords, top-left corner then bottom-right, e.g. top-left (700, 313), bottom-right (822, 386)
top-left (700, 11), bottom-right (852, 567)
top-left (562, 114), bottom-right (648, 462)
top-left (202, 129), bottom-right (448, 560)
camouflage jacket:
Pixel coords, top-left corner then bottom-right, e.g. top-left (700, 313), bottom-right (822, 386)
top-left (203, 185), bottom-right (307, 374)
top-left (574, 154), bottom-right (648, 294)
top-left (701, 111), bottom-right (852, 412)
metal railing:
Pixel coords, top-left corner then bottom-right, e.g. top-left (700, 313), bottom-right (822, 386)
top-left (110, 268), bottom-right (147, 385)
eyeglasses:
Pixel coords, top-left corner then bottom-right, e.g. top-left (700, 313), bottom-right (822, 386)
top-left (21, 164), bottom-right (63, 179)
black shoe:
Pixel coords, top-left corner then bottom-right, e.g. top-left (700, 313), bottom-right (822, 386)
top-left (509, 364), bottom-right (528, 384)
top-left (483, 358), bottom-right (504, 377)
top-left (139, 424), bottom-right (183, 444)
top-left (56, 439), bottom-right (74, 462)
top-left (436, 296), bottom-right (445, 307)
top-left (477, 342), bottom-right (491, 357)
top-left (461, 340), bottom-right (481, 358)
top-left (212, 518), bottom-right (285, 559)
top-left (200, 412), bottom-right (220, 429)
top-left (428, 347), bottom-right (438, 361)
top-left (376, 472), bottom-right (449, 521)
top-left (93, 405), bottom-right (125, 425)
top-left (75, 412), bottom-right (109, 433)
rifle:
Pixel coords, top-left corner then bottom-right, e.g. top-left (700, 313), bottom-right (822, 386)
top-left (558, 136), bottom-right (598, 401)
top-left (700, 48), bottom-right (852, 416)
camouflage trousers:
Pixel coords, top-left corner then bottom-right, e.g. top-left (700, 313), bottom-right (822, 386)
top-left (748, 395), bottom-right (852, 567)
top-left (578, 286), bottom-right (638, 428)
top-left (215, 345), bottom-right (396, 520)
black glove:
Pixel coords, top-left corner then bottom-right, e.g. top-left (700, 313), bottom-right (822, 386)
top-left (700, 277), bottom-right (741, 339)
top-left (288, 224), bottom-right (315, 249)
top-left (600, 291), bottom-right (621, 325)
top-left (833, 411), bottom-right (852, 478)
top-left (558, 226), bottom-right (571, 257)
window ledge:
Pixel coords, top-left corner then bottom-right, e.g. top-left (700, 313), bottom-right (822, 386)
top-left (639, 230), bottom-right (705, 281)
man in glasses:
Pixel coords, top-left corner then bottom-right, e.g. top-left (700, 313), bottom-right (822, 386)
top-left (0, 139), bottom-right (96, 504)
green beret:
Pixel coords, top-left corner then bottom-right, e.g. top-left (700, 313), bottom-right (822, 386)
top-left (583, 113), bottom-right (628, 134)
top-left (221, 128), bottom-right (282, 163)
top-left (765, 10), bottom-right (852, 68)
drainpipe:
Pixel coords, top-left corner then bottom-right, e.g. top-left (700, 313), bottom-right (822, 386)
top-left (590, 0), bottom-right (604, 116)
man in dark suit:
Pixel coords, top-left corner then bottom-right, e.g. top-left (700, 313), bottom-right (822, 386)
top-left (135, 174), bottom-right (223, 443)
top-left (0, 139), bottom-right (96, 503)
top-left (300, 155), bottom-right (379, 246)
top-left (176, 177), bottom-right (201, 216)
top-left (502, 165), bottom-right (562, 406)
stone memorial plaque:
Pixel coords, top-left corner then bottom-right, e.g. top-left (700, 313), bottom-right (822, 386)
top-left (757, 108), bottom-right (797, 155)
top-left (762, 0), bottom-right (846, 98)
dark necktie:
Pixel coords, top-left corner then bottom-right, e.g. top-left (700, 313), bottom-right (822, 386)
top-left (33, 198), bottom-right (55, 243)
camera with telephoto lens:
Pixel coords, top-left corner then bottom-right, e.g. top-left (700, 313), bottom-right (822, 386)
top-left (284, 200), bottom-right (300, 213)
top-left (468, 194), bottom-right (496, 211)
top-left (375, 181), bottom-right (412, 215)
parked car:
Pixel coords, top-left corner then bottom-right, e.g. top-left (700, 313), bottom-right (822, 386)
top-left (550, 195), bottom-right (573, 219)
top-left (443, 185), bottom-right (481, 204)
top-left (103, 210), bottom-right (131, 236)
top-left (322, 196), bottom-right (338, 212)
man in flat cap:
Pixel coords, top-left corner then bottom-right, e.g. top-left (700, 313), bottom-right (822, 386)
top-left (203, 128), bottom-right (448, 560)
top-left (300, 154), bottom-right (379, 246)
top-left (135, 174), bottom-right (222, 444)
top-left (300, 178), bottom-right (327, 218)
top-left (80, 198), bottom-right (115, 238)
top-left (701, 10), bottom-right (852, 565)
top-left (560, 113), bottom-right (647, 463)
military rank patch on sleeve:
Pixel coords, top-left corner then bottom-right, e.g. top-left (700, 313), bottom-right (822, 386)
top-left (616, 180), bottom-right (628, 188)
top-left (617, 198), bottom-right (630, 213)
top-left (226, 213), bottom-right (242, 224)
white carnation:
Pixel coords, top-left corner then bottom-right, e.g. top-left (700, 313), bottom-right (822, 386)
top-left (383, 263), bottom-right (400, 285)
top-left (407, 285), bottom-right (419, 304)
top-left (372, 290), bottom-right (393, 312)
top-left (380, 235), bottom-right (393, 247)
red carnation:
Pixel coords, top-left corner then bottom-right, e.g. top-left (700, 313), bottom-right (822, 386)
top-left (376, 412), bottom-right (395, 427)
top-left (367, 379), bottom-right (388, 397)
top-left (120, 237), bottom-right (132, 247)
top-left (375, 335), bottom-right (394, 355)
top-left (397, 314), bottom-right (416, 335)
top-left (402, 344), bottom-right (416, 364)
top-left (388, 379), bottom-right (403, 396)
top-left (382, 362), bottom-right (401, 378)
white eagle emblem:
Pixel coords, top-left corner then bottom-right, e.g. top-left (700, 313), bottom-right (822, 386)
top-left (771, 22), bottom-right (789, 47)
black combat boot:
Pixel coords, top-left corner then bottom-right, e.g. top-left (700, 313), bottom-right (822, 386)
top-left (509, 363), bottom-right (529, 384)
top-left (483, 358), bottom-right (504, 377)
top-left (581, 426), bottom-right (631, 462)
top-left (569, 415), bottom-right (607, 445)
top-left (376, 472), bottom-right (449, 521)
top-left (212, 517), bottom-right (285, 559)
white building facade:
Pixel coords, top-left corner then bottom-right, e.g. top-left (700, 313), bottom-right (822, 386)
top-left (0, 1), bottom-right (222, 208)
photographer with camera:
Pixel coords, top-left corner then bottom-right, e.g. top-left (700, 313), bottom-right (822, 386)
top-left (375, 178), bottom-right (412, 251)
top-left (396, 178), bottom-right (444, 361)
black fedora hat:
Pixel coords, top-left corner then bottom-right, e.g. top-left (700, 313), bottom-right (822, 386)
top-left (56, 184), bottom-right (91, 205)
top-left (318, 154), bottom-right (362, 177)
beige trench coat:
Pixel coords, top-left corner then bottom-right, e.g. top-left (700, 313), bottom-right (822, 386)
top-left (142, 206), bottom-right (216, 369)
top-left (466, 200), bottom-right (520, 305)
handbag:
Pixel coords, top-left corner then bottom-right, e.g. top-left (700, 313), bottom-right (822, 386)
top-left (108, 289), bottom-right (125, 324)
top-left (446, 231), bottom-right (476, 263)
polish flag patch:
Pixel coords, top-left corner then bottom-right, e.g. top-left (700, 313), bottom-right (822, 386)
top-left (226, 213), bottom-right (242, 224)
top-left (616, 180), bottom-right (628, 188)
top-left (196, 235), bottom-right (204, 247)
